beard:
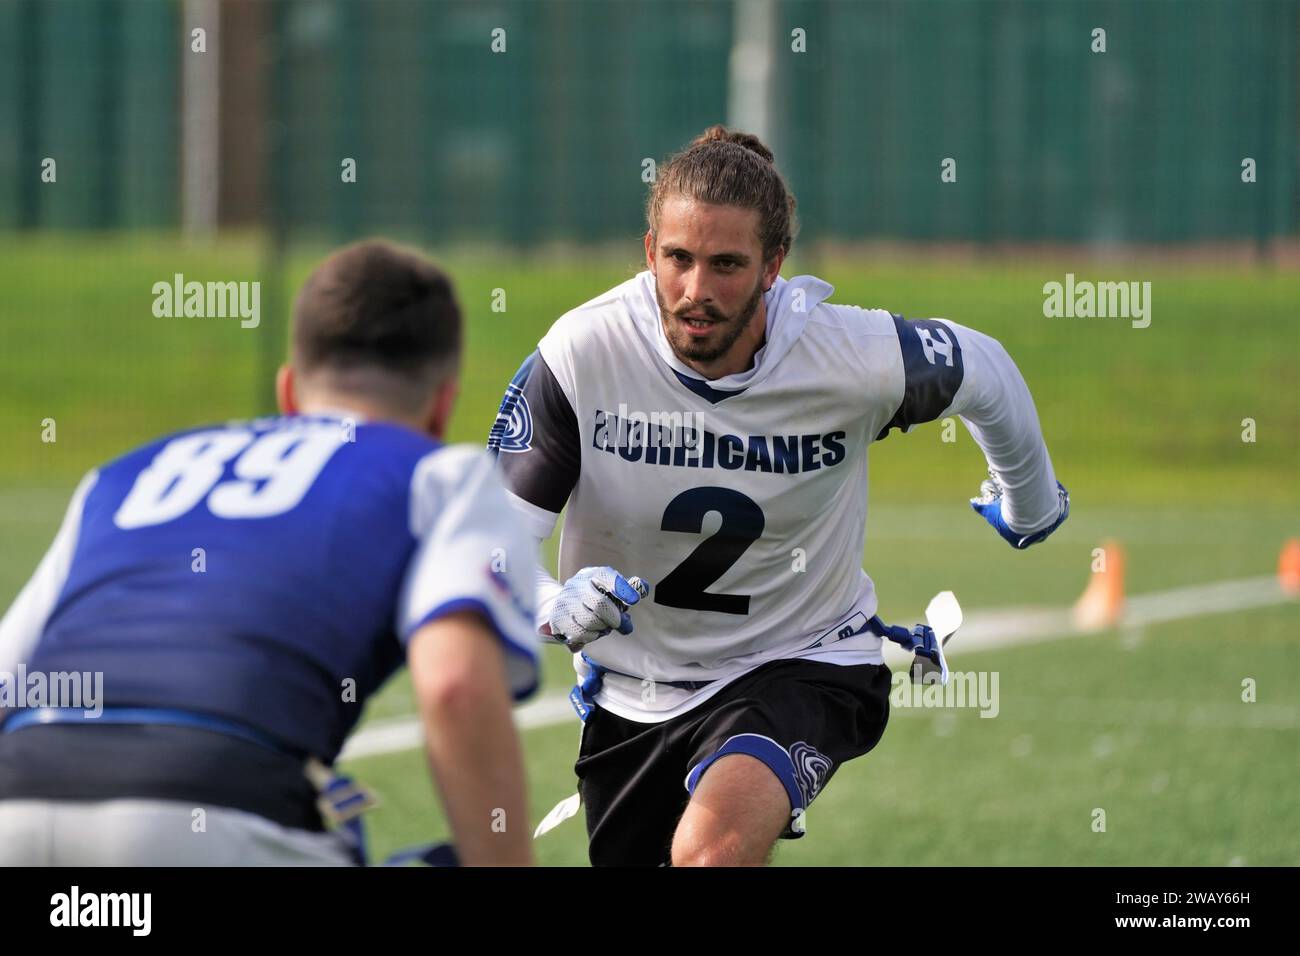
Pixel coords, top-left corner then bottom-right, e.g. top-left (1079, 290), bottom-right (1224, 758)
top-left (656, 276), bottom-right (765, 367)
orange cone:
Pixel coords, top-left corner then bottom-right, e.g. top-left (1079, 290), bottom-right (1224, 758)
top-left (1073, 539), bottom-right (1126, 631)
top-left (1279, 539), bottom-right (1300, 595)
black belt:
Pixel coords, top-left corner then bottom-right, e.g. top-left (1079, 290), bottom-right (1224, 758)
top-left (0, 718), bottom-right (325, 832)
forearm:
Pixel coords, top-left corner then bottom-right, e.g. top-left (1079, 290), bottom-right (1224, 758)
top-left (960, 416), bottom-right (1059, 533)
top-left (951, 325), bottom-right (1061, 532)
top-left (410, 612), bottom-right (534, 866)
top-left (421, 686), bottom-right (533, 866)
top-left (534, 543), bottom-right (562, 637)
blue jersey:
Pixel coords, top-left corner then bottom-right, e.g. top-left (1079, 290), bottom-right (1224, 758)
top-left (0, 414), bottom-right (539, 761)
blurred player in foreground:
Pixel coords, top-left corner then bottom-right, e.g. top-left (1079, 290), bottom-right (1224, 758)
top-left (0, 240), bottom-right (538, 865)
top-left (490, 126), bottom-right (1070, 866)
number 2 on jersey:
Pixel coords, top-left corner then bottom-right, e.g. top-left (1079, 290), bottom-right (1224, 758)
top-left (655, 487), bottom-right (764, 615)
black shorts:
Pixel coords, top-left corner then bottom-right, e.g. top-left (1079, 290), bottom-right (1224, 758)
top-left (574, 657), bottom-right (892, 866)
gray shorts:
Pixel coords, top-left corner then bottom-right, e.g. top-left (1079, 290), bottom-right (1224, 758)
top-left (0, 798), bottom-right (356, 866)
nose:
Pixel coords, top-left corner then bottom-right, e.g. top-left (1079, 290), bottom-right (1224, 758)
top-left (682, 264), bottom-right (712, 309)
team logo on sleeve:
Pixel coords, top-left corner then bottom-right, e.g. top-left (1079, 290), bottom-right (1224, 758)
top-left (789, 741), bottom-right (833, 805)
top-left (488, 383), bottom-right (533, 454)
top-left (916, 325), bottom-right (955, 367)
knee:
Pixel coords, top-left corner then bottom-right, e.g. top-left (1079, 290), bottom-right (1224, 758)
top-left (670, 826), bottom-right (759, 867)
top-left (671, 839), bottom-right (733, 868)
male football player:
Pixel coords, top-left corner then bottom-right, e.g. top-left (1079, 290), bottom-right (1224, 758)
top-left (490, 126), bottom-right (1069, 866)
top-left (0, 240), bottom-right (538, 865)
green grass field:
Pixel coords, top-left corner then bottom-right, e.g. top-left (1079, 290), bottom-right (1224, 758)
top-left (346, 603), bottom-right (1299, 867)
top-left (1, 236), bottom-right (1296, 865)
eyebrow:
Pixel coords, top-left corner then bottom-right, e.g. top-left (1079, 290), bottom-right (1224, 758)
top-left (660, 245), bottom-right (752, 265)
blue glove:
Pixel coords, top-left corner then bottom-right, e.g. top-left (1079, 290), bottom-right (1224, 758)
top-left (872, 616), bottom-right (950, 685)
top-left (547, 567), bottom-right (651, 649)
top-left (970, 472), bottom-right (1070, 549)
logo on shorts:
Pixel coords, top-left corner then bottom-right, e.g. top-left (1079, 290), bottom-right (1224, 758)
top-left (488, 383), bottom-right (532, 454)
top-left (789, 741), bottom-right (833, 804)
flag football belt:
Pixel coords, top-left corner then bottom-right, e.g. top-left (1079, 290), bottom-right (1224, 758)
top-left (568, 612), bottom-right (923, 720)
top-left (1, 706), bottom-right (376, 865)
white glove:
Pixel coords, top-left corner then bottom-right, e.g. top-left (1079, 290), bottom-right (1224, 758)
top-left (546, 566), bottom-right (650, 650)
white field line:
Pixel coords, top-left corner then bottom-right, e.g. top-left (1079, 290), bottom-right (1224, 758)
top-left (342, 692), bottom-right (575, 761)
top-left (979, 696), bottom-right (1300, 731)
top-left (340, 574), bottom-right (1296, 762)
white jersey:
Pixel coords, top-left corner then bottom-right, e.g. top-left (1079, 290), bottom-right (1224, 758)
top-left (490, 270), bottom-right (1060, 722)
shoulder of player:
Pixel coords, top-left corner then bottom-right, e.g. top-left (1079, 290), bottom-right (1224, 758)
top-left (805, 301), bottom-right (899, 338)
top-left (95, 420), bottom-right (245, 474)
top-left (806, 305), bottom-right (982, 358)
top-left (115, 414), bottom-right (443, 473)
top-left (350, 419), bottom-right (440, 453)
top-left (538, 274), bottom-right (643, 354)
top-left (407, 443), bottom-right (503, 537)
top-left (800, 302), bottom-right (909, 375)
top-left (531, 274), bottom-right (643, 404)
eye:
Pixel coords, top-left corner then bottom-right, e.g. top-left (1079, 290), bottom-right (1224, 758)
top-left (715, 259), bottom-right (739, 270)
top-left (671, 251), bottom-right (691, 264)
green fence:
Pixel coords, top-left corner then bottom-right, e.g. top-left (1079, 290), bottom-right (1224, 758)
top-left (1, 0), bottom-right (1295, 245)
top-left (0, 0), bottom-right (178, 230)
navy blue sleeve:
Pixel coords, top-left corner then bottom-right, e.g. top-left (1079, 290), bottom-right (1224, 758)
top-left (874, 315), bottom-right (966, 441)
top-left (487, 350), bottom-right (581, 516)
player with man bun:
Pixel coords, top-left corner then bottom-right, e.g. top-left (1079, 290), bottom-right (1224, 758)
top-left (490, 126), bottom-right (1069, 866)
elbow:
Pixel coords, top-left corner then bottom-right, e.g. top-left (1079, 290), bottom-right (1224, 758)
top-left (408, 608), bottom-right (511, 725)
top-left (418, 669), bottom-right (491, 725)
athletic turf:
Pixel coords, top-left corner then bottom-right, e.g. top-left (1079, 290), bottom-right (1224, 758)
top-left (1, 238), bottom-right (1295, 865)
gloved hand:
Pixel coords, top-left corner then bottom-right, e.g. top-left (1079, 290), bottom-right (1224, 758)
top-left (873, 617), bottom-right (950, 685)
top-left (546, 567), bottom-right (650, 650)
top-left (970, 471), bottom-right (1070, 550)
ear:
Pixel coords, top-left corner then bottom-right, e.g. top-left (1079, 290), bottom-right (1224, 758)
top-left (275, 365), bottom-right (297, 415)
top-left (425, 375), bottom-right (460, 440)
top-left (762, 248), bottom-right (786, 291)
top-left (644, 229), bottom-right (656, 274)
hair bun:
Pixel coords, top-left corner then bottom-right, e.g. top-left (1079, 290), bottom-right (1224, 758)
top-left (689, 124), bottom-right (775, 164)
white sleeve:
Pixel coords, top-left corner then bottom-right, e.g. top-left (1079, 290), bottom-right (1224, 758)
top-left (0, 470), bottom-right (98, 674)
top-left (397, 447), bottom-right (540, 701)
top-left (943, 323), bottom-right (1062, 534)
top-left (533, 538), bottom-right (564, 637)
